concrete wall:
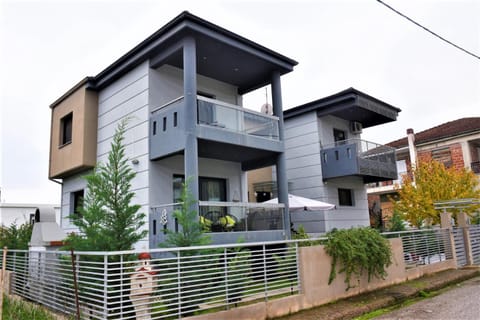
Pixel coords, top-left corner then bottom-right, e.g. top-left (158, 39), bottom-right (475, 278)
top-left (189, 238), bottom-right (456, 320)
top-left (96, 61), bottom-right (151, 249)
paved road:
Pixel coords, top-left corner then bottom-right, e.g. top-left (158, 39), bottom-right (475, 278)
top-left (374, 276), bottom-right (480, 320)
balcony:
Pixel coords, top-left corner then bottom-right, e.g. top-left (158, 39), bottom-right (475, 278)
top-left (150, 96), bottom-right (283, 169)
top-left (150, 202), bottom-right (286, 246)
top-left (321, 139), bottom-right (397, 183)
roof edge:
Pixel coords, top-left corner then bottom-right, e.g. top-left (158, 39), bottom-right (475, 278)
top-left (284, 87), bottom-right (401, 119)
top-left (50, 77), bottom-right (95, 109)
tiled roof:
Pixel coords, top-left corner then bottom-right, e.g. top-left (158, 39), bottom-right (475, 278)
top-left (387, 117), bottom-right (480, 149)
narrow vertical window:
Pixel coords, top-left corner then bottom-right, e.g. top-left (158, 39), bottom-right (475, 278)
top-left (60, 112), bottom-right (73, 146)
top-left (153, 219), bottom-right (157, 235)
top-left (335, 150), bottom-right (339, 160)
top-left (173, 112), bottom-right (178, 127)
top-left (163, 117), bottom-right (167, 131)
top-left (347, 148), bottom-right (352, 159)
top-left (71, 189), bottom-right (85, 215)
top-left (153, 121), bottom-right (157, 135)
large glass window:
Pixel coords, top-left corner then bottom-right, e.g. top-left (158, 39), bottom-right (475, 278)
top-left (173, 175), bottom-right (227, 231)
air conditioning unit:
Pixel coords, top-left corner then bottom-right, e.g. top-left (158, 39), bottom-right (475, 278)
top-left (350, 121), bottom-right (363, 134)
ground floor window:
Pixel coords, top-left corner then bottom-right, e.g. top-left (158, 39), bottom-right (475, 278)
top-left (70, 189), bottom-right (85, 215)
top-left (338, 188), bottom-right (354, 206)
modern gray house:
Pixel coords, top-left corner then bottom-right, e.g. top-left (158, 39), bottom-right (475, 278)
top-left (250, 88), bottom-right (401, 235)
top-left (48, 11), bottom-right (297, 249)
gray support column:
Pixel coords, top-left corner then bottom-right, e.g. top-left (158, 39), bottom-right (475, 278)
top-left (271, 71), bottom-right (291, 239)
top-left (183, 37), bottom-right (199, 213)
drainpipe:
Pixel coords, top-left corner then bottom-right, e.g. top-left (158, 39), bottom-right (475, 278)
top-left (407, 128), bottom-right (417, 173)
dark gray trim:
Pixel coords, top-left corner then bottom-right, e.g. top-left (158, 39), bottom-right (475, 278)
top-left (284, 87), bottom-right (401, 127)
top-left (91, 11), bottom-right (297, 91)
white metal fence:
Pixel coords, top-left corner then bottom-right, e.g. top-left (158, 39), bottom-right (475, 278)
top-left (2, 241), bottom-right (300, 319)
top-left (0, 229), bottom-right (461, 319)
top-left (383, 228), bottom-right (454, 267)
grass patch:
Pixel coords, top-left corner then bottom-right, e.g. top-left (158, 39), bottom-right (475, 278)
top-left (2, 295), bottom-right (57, 320)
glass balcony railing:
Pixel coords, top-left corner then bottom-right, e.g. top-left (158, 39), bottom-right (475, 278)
top-left (197, 96), bottom-right (279, 140)
top-left (198, 201), bottom-right (285, 233)
top-left (150, 202), bottom-right (285, 234)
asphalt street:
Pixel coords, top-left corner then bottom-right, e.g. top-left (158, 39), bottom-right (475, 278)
top-left (374, 276), bottom-right (480, 320)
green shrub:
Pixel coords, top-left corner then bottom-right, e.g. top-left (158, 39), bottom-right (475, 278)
top-left (324, 227), bottom-right (392, 290)
top-left (0, 221), bottom-right (33, 250)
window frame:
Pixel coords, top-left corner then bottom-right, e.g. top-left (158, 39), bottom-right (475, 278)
top-left (338, 188), bottom-right (354, 206)
top-left (60, 112), bottom-right (73, 147)
top-left (71, 189), bottom-right (84, 216)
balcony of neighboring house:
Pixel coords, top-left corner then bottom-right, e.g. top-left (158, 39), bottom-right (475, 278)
top-left (321, 139), bottom-right (398, 183)
top-left (150, 202), bottom-right (286, 246)
top-left (149, 95), bottom-right (283, 170)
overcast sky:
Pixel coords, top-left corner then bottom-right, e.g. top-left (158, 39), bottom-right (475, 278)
top-left (1, 0), bottom-right (479, 204)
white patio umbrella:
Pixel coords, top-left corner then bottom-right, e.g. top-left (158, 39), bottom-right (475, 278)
top-left (263, 194), bottom-right (336, 211)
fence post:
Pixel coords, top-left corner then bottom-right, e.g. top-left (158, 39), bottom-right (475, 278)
top-left (262, 244), bottom-right (268, 302)
top-left (457, 212), bottom-right (474, 265)
top-left (223, 247), bottom-right (229, 309)
top-left (440, 210), bottom-right (457, 264)
top-left (104, 254), bottom-right (108, 318)
top-left (0, 246), bottom-right (7, 320)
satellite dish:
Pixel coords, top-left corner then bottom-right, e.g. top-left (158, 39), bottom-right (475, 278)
top-left (261, 103), bottom-right (273, 115)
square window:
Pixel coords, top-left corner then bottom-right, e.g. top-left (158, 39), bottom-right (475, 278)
top-left (338, 188), bottom-right (354, 206)
top-left (60, 113), bottom-right (73, 146)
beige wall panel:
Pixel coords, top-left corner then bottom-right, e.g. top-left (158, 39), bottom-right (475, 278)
top-left (49, 84), bottom-right (98, 178)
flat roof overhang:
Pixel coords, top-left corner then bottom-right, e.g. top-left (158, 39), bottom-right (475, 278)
top-left (285, 88), bottom-right (401, 128)
top-left (94, 11), bottom-right (298, 94)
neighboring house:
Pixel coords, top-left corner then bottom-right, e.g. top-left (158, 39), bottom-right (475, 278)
top-left (48, 11), bottom-right (298, 249)
top-left (249, 88), bottom-right (401, 235)
top-left (367, 117), bottom-right (480, 226)
top-left (0, 203), bottom-right (60, 226)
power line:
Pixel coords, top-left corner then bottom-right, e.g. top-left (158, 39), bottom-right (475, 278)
top-left (377, 0), bottom-right (480, 60)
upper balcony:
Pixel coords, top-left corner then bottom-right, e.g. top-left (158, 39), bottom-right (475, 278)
top-left (150, 96), bottom-right (283, 170)
top-left (321, 139), bottom-right (398, 183)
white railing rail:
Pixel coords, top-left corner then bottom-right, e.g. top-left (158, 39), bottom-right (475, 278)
top-left (0, 229), bottom-right (458, 319)
top-left (382, 228), bottom-right (454, 267)
top-left (2, 240), bottom-right (300, 319)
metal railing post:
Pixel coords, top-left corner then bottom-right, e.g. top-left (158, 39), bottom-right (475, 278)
top-left (295, 242), bottom-right (301, 293)
top-left (103, 254), bottom-right (108, 318)
top-left (223, 248), bottom-right (229, 309)
top-left (177, 249), bottom-right (182, 319)
top-left (262, 244), bottom-right (268, 302)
